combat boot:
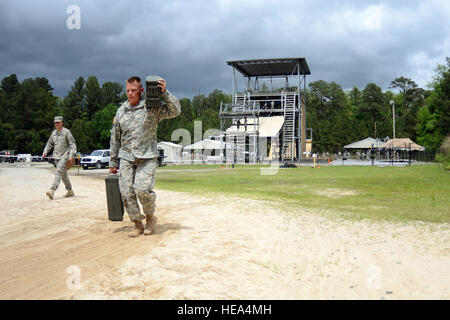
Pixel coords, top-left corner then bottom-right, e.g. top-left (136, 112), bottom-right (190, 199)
top-left (63, 190), bottom-right (74, 198)
top-left (128, 221), bottom-right (144, 238)
top-left (144, 214), bottom-right (157, 235)
top-left (46, 189), bottom-right (55, 200)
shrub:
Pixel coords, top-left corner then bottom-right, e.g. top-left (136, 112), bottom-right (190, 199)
top-left (436, 135), bottom-right (450, 170)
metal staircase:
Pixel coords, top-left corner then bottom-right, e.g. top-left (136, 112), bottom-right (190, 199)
top-left (235, 93), bottom-right (246, 105)
top-left (282, 92), bottom-right (296, 161)
top-left (235, 133), bottom-right (246, 163)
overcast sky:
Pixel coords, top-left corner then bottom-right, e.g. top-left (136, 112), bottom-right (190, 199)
top-left (0, 0), bottom-right (449, 99)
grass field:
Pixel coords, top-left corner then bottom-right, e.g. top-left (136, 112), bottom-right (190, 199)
top-left (155, 164), bottom-right (450, 223)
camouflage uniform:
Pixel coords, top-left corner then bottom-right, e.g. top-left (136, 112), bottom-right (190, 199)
top-left (110, 90), bottom-right (181, 222)
top-left (43, 127), bottom-right (77, 191)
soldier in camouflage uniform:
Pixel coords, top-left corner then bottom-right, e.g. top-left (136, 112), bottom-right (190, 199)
top-left (109, 76), bottom-right (181, 238)
top-left (42, 116), bottom-right (77, 199)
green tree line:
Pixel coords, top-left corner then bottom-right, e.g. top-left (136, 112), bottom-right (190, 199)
top-left (0, 59), bottom-right (448, 156)
top-left (305, 59), bottom-right (449, 155)
top-left (0, 75), bottom-right (232, 155)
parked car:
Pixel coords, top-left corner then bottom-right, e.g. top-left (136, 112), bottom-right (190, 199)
top-left (32, 155), bottom-right (44, 162)
top-left (17, 154), bottom-right (32, 162)
top-left (80, 149), bottom-right (110, 170)
top-left (0, 150), bottom-right (17, 162)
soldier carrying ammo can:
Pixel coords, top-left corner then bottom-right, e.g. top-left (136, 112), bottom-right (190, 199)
top-left (109, 76), bottom-right (181, 238)
top-left (42, 116), bottom-right (77, 199)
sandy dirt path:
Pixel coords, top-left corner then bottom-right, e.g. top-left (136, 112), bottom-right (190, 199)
top-left (0, 163), bottom-right (448, 299)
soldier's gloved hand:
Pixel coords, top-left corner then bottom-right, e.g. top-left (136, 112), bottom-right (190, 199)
top-left (109, 167), bottom-right (118, 174)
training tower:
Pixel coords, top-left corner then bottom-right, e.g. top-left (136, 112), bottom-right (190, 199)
top-left (219, 58), bottom-right (311, 164)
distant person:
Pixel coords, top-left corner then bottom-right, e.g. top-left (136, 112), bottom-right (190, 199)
top-left (109, 76), bottom-right (181, 238)
top-left (42, 116), bottom-right (77, 199)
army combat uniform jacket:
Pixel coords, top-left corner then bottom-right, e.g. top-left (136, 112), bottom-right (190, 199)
top-left (43, 127), bottom-right (77, 160)
top-left (110, 90), bottom-right (181, 168)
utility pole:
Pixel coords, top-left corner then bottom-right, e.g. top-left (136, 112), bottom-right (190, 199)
top-left (390, 100), bottom-right (395, 139)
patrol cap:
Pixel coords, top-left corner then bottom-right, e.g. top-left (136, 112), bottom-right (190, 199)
top-left (54, 116), bottom-right (63, 122)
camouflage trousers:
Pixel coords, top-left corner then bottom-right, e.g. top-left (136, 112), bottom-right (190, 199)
top-left (119, 158), bottom-right (157, 222)
top-left (51, 157), bottom-right (72, 191)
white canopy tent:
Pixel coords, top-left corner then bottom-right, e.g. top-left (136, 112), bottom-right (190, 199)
top-left (183, 139), bottom-right (227, 150)
top-left (344, 137), bottom-right (384, 149)
top-left (183, 139), bottom-right (231, 163)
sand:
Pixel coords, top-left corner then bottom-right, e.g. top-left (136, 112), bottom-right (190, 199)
top-left (0, 163), bottom-right (448, 300)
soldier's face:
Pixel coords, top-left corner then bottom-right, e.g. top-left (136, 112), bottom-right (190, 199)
top-left (126, 81), bottom-right (143, 106)
top-left (54, 121), bottom-right (63, 131)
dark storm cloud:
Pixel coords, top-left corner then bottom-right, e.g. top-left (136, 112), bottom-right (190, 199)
top-left (0, 0), bottom-right (449, 99)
